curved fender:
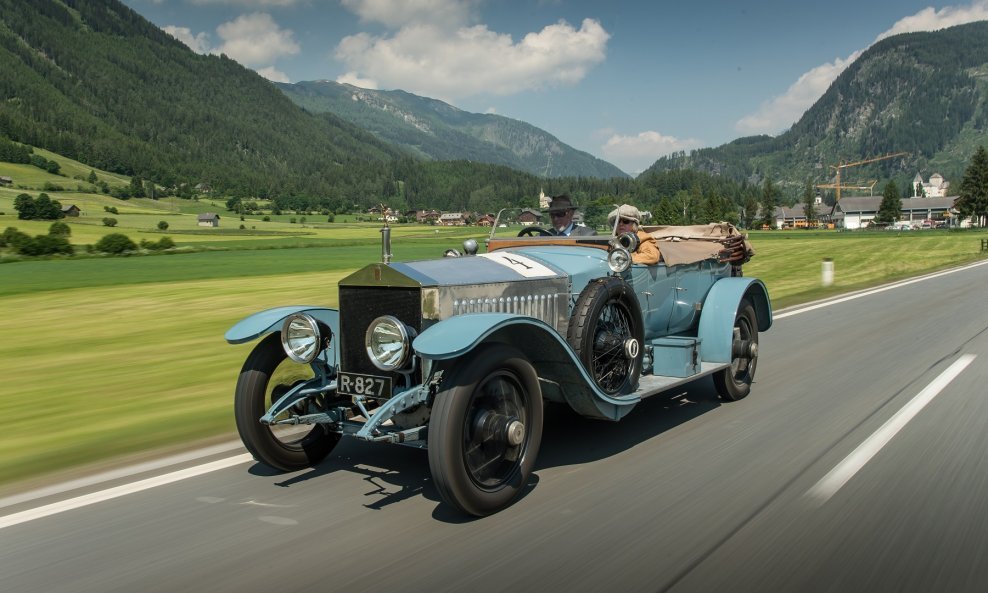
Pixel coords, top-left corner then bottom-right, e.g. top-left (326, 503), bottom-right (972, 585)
top-left (697, 278), bottom-right (772, 364)
top-left (413, 313), bottom-right (640, 421)
top-left (225, 305), bottom-right (340, 345)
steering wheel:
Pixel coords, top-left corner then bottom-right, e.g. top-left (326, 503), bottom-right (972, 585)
top-left (517, 226), bottom-right (553, 237)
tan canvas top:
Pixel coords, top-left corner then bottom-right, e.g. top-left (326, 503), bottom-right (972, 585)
top-left (641, 222), bottom-right (754, 266)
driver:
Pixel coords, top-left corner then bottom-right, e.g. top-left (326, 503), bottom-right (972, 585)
top-left (608, 204), bottom-right (660, 265)
top-left (545, 195), bottom-right (597, 236)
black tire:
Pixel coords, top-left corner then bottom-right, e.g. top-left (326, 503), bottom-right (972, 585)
top-left (234, 333), bottom-right (340, 471)
top-left (428, 344), bottom-right (543, 516)
top-left (567, 276), bottom-right (644, 395)
top-left (713, 300), bottom-right (759, 401)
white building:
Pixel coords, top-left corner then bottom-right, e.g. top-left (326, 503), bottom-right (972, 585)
top-left (912, 173), bottom-right (950, 198)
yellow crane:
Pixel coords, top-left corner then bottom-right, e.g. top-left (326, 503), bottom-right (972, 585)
top-left (816, 152), bottom-right (909, 201)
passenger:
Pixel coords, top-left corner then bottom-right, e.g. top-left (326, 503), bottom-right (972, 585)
top-left (608, 204), bottom-right (660, 265)
top-left (545, 194), bottom-right (597, 236)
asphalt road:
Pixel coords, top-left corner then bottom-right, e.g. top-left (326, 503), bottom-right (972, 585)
top-left (3, 261), bottom-right (988, 593)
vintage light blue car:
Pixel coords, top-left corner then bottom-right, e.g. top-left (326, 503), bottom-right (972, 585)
top-left (226, 210), bottom-right (772, 516)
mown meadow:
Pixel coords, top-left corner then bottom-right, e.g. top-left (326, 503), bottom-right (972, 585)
top-left (2, 192), bottom-right (987, 489)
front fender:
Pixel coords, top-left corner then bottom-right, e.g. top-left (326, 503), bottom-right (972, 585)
top-left (225, 305), bottom-right (340, 345)
top-left (413, 313), bottom-right (640, 421)
top-left (697, 278), bottom-right (772, 364)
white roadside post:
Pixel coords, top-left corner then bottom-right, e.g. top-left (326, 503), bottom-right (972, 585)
top-left (822, 258), bottom-right (834, 287)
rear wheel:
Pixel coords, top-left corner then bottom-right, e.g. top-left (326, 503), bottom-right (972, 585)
top-left (428, 344), bottom-right (543, 516)
top-left (713, 300), bottom-right (759, 401)
top-left (567, 277), bottom-right (644, 395)
top-left (234, 333), bottom-right (340, 471)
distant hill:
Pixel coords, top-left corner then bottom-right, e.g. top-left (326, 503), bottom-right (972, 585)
top-left (0, 0), bottom-right (406, 200)
top-left (277, 80), bottom-right (628, 179)
top-left (645, 21), bottom-right (988, 195)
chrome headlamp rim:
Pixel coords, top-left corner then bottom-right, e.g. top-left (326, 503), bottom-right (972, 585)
top-left (607, 247), bottom-right (633, 273)
top-left (281, 313), bottom-right (323, 364)
top-left (365, 315), bottom-right (412, 371)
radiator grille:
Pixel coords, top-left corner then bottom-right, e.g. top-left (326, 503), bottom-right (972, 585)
top-left (339, 286), bottom-right (422, 383)
top-left (452, 293), bottom-right (559, 326)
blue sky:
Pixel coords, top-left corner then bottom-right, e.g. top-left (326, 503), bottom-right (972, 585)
top-left (122, 0), bottom-right (988, 175)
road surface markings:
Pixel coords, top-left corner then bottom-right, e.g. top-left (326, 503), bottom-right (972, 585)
top-left (3, 260), bottom-right (985, 527)
top-left (0, 454), bottom-right (252, 530)
top-left (775, 259), bottom-right (988, 320)
top-left (805, 354), bottom-right (976, 505)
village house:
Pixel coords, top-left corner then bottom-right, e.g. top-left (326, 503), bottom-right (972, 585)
top-left (439, 212), bottom-right (466, 226)
top-left (517, 208), bottom-right (542, 226)
top-left (475, 214), bottom-right (496, 227)
top-left (61, 204), bottom-right (81, 217)
top-left (413, 209), bottom-right (441, 224)
top-left (197, 213), bottom-right (220, 227)
top-left (0, 176), bottom-right (12, 186)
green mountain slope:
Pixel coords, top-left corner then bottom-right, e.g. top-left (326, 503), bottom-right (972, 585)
top-left (277, 80), bottom-right (628, 179)
top-left (645, 21), bottom-right (988, 194)
top-left (0, 0), bottom-right (405, 198)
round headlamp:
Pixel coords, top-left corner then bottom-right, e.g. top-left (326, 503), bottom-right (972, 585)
top-left (366, 315), bottom-right (412, 371)
top-left (607, 247), bottom-right (633, 273)
top-left (281, 313), bottom-right (324, 364)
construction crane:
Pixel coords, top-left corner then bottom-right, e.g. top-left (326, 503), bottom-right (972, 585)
top-left (816, 152), bottom-right (909, 201)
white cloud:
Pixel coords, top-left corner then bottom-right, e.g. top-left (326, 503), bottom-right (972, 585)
top-left (876, 0), bottom-right (988, 40)
top-left (336, 72), bottom-right (379, 89)
top-left (189, 0), bottom-right (300, 6)
top-left (735, 0), bottom-right (988, 136)
top-left (214, 12), bottom-right (299, 67)
top-left (163, 25), bottom-right (212, 53)
top-left (334, 18), bottom-right (609, 100)
top-left (341, 0), bottom-right (477, 30)
top-left (255, 65), bottom-right (290, 82)
top-left (734, 52), bottom-right (861, 135)
top-left (162, 12), bottom-right (299, 82)
top-left (601, 130), bottom-right (704, 175)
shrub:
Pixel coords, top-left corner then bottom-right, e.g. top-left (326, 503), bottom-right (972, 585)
top-left (103, 206), bottom-right (118, 214)
top-left (262, 216), bottom-right (270, 222)
top-left (18, 234), bottom-right (73, 256)
top-left (157, 220), bottom-right (169, 231)
top-left (139, 236), bottom-right (175, 251)
top-left (95, 233), bottom-right (137, 254)
top-left (48, 221), bottom-right (71, 237)
top-left (1, 227), bottom-right (30, 249)
top-left (102, 217), bottom-right (118, 227)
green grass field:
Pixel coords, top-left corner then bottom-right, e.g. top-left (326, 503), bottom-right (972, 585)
top-left (1, 221), bottom-right (987, 488)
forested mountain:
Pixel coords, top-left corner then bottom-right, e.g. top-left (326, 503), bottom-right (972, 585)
top-left (645, 21), bottom-right (988, 196)
top-left (277, 81), bottom-right (627, 179)
top-left (0, 0), bottom-right (410, 201)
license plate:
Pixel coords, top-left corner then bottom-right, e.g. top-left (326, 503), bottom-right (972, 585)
top-left (337, 371), bottom-right (392, 398)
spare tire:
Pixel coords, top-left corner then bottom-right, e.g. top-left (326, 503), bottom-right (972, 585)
top-left (567, 277), bottom-right (644, 395)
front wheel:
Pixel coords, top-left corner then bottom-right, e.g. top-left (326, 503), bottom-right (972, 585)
top-left (428, 344), bottom-right (543, 516)
top-left (713, 300), bottom-right (759, 401)
top-left (234, 333), bottom-right (340, 471)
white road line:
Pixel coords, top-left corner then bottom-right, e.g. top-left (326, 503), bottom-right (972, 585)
top-left (0, 454), bottom-right (253, 530)
top-left (775, 259), bottom-right (988, 320)
top-left (0, 440), bottom-right (245, 510)
top-left (3, 259), bottom-right (985, 528)
top-left (805, 354), bottom-right (976, 505)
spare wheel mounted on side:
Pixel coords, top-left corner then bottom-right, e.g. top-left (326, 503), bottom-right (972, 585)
top-left (567, 276), bottom-right (645, 396)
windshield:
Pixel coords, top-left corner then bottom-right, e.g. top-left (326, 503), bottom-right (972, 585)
top-left (488, 208), bottom-right (613, 240)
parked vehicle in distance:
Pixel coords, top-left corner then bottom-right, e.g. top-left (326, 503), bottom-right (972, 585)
top-left (225, 209), bottom-right (772, 516)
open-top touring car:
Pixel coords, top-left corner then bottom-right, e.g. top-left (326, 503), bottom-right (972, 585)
top-left (225, 210), bottom-right (772, 516)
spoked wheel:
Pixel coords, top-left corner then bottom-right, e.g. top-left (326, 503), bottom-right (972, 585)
top-left (567, 277), bottom-right (644, 395)
top-left (234, 333), bottom-right (340, 471)
top-left (428, 344), bottom-right (543, 516)
top-left (713, 300), bottom-right (759, 401)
